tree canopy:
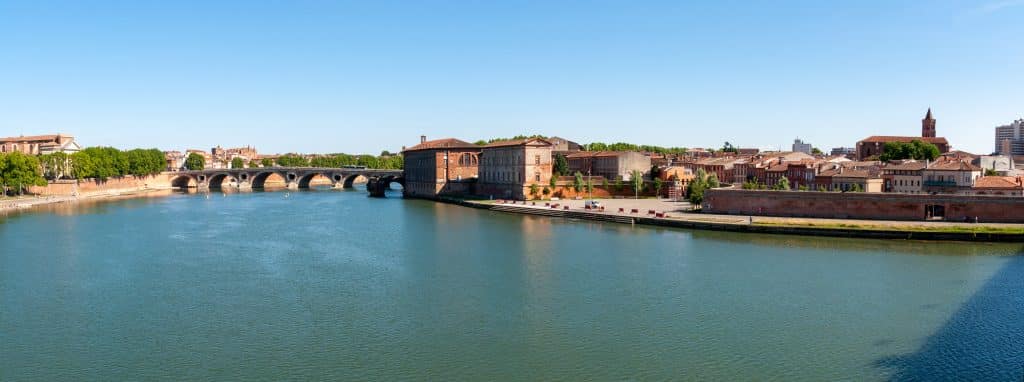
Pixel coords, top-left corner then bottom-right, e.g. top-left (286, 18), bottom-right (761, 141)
top-left (879, 140), bottom-right (940, 162)
top-left (584, 142), bottom-right (687, 155)
top-left (0, 152), bottom-right (47, 195)
top-left (184, 153), bottom-right (205, 171)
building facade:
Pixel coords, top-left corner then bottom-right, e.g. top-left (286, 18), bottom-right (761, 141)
top-left (921, 160), bottom-right (982, 195)
top-left (994, 118), bottom-right (1024, 155)
top-left (477, 138), bottom-right (553, 200)
top-left (856, 109), bottom-right (951, 160)
top-left (402, 137), bottom-right (481, 198)
top-left (882, 161), bottom-right (925, 193)
top-left (566, 151), bottom-right (651, 181)
top-left (0, 134), bottom-right (81, 155)
top-left (791, 138), bottom-right (812, 155)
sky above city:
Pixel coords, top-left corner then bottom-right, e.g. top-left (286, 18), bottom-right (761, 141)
top-left (1, 0), bottom-right (1022, 155)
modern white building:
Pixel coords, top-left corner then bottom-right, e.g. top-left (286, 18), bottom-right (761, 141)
top-left (791, 138), bottom-right (813, 155)
top-left (995, 118), bottom-right (1024, 155)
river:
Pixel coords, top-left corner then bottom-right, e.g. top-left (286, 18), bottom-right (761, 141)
top-left (1, 187), bottom-right (1022, 381)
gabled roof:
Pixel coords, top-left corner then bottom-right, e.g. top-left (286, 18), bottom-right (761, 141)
top-left (565, 151), bottom-right (633, 158)
top-left (974, 176), bottom-right (1022, 189)
top-left (0, 134), bottom-right (70, 143)
top-left (884, 161), bottom-right (926, 171)
top-left (927, 160), bottom-right (981, 171)
top-left (859, 136), bottom-right (949, 144)
top-left (403, 138), bottom-right (479, 152)
top-left (483, 138), bottom-right (553, 148)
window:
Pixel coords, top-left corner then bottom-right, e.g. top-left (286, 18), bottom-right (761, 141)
top-left (535, 172), bottom-right (541, 182)
top-left (535, 155), bottom-right (541, 165)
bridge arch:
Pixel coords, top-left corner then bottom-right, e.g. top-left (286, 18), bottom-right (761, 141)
top-left (251, 171), bottom-right (287, 188)
top-left (170, 174), bottom-right (197, 189)
top-left (297, 172), bottom-right (334, 188)
top-left (343, 173), bottom-right (368, 188)
top-left (207, 173), bottom-right (235, 189)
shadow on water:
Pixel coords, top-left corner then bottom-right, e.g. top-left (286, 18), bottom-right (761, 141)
top-left (873, 249), bottom-right (1024, 381)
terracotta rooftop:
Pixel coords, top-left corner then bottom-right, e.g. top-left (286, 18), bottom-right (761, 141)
top-left (974, 176), bottom-right (1023, 189)
top-left (483, 138), bottom-right (552, 148)
top-left (0, 134), bottom-right (70, 143)
top-left (884, 161), bottom-right (927, 171)
top-left (927, 160), bottom-right (981, 171)
top-left (403, 138), bottom-right (478, 152)
top-left (859, 136), bottom-right (949, 144)
top-left (834, 169), bottom-right (875, 178)
top-left (565, 151), bottom-right (635, 158)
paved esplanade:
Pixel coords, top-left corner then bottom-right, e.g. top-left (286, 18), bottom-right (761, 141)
top-left (171, 167), bottom-right (403, 196)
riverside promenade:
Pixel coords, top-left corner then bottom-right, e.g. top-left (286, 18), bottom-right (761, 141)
top-left (461, 198), bottom-right (1024, 242)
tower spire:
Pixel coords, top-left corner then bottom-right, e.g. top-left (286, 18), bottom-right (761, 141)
top-left (922, 108), bottom-right (936, 138)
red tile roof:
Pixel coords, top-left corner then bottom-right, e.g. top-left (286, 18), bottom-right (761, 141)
top-left (973, 176), bottom-right (1022, 189)
top-left (927, 160), bottom-right (981, 171)
top-left (483, 138), bottom-right (553, 148)
top-left (859, 136), bottom-right (949, 144)
top-left (403, 138), bottom-right (478, 152)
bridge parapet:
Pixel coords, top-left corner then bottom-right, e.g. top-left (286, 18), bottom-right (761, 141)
top-left (168, 167), bottom-right (403, 196)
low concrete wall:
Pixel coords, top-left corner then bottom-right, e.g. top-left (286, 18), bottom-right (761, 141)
top-left (704, 189), bottom-right (1024, 223)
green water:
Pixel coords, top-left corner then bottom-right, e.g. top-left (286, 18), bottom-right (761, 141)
top-left (2, 188), bottom-right (1022, 381)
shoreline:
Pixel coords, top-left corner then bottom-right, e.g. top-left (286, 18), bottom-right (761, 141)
top-left (434, 198), bottom-right (1024, 243)
top-left (0, 187), bottom-right (172, 213)
top-left (7, 187), bottom-right (1024, 242)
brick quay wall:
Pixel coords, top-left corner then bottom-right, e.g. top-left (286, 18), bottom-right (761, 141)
top-left (704, 189), bottom-right (1024, 223)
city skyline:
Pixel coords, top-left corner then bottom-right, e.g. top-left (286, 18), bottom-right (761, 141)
top-left (2, 0), bottom-right (1022, 154)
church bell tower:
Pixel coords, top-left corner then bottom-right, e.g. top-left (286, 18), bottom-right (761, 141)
top-left (922, 108), bottom-right (936, 138)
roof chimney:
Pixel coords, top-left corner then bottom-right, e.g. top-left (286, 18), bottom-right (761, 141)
top-left (420, 135), bottom-right (426, 144)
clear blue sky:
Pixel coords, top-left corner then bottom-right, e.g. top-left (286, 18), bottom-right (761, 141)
top-left (1, 1), bottom-right (1021, 155)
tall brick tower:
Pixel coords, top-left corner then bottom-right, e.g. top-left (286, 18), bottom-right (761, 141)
top-left (922, 108), bottom-right (936, 138)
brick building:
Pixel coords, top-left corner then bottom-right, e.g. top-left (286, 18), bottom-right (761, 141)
top-left (921, 160), bottom-right (982, 195)
top-left (855, 109), bottom-right (951, 160)
top-left (972, 176), bottom-right (1024, 196)
top-left (566, 151), bottom-right (651, 181)
top-left (0, 134), bottom-right (81, 154)
top-left (477, 138), bottom-right (553, 200)
top-left (882, 160), bottom-right (926, 193)
top-left (401, 137), bottom-right (481, 198)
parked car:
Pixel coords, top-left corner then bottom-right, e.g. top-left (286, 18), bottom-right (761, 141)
top-left (585, 200), bottom-right (602, 209)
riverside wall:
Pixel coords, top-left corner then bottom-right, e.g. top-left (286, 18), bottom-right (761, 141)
top-left (28, 174), bottom-right (173, 197)
top-left (704, 189), bottom-right (1024, 223)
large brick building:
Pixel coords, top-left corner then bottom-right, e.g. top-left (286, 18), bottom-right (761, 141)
top-left (856, 109), bottom-right (950, 160)
top-left (0, 134), bottom-right (81, 155)
top-left (401, 137), bottom-right (481, 198)
top-left (477, 138), bottom-right (553, 200)
top-left (565, 151), bottom-right (651, 181)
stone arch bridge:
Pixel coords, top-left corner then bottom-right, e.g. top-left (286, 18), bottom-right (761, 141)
top-left (170, 167), bottom-right (404, 197)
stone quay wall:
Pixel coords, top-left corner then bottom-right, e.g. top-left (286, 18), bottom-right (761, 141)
top-left (704, 189), bottom-right (1024, 223)
top-left (28, 174), bottom-right (173, 197)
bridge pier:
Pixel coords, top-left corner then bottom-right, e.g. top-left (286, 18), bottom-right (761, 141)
top-left (286, 182), bottom-right (299, 190)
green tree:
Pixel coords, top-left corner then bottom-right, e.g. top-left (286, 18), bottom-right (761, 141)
top-left (0, 152), bottom-right (47, 196)
top-left (184, 153), bottom-right (206, 171)
top-left (879, 140), bottom-right (941, 162)
top-left (530, 183), bottom-right (540, 198)
top-left (686, 168), bottom-right (708, 206)
top-left (984, 168), bottom-right (998, 176)
top-left (554, 154), bottom-right (569, 176)
top-left (798, 184), bottom-right (809, 191)
top-left (276, 154), bottom-right (310, 167)
top-left (653, 177), bottom-right (664, 197)
top-left (585, 176), bottom-right (594, 195)
top-left (549, 174), bottom-right (558, 190)
top-left (249, 160), bottom-right (260, 168)
top-left (614, 178), bottom-right (623, 192)
top-left (601, 178), bottom-right (609, 191)
top-left (811, 147), bottom-right (823, 155)
top-left (818, 185), bottom-right (828, 192)
top-left (721, 141), bottom-right (738, 154)
top-left (775, 177), bottom-right (790, 190)
top-left (707, 173), bottom-right (720, 188)
top-left (650, 165), bottom-right (662, 179)
top-left (39, 152), bottom-right (72, 180)
top-left (573, 172), bottom-right (584, 192)
top-left (542, 186), bottom-right (550, 196)
top-left (231, 157), bottom-right (244, 169)
top-left (631, 170), bottom-right (644, 198)
top-left (850, 183), bottom-right (863, 192)
top-left (261, 158), bottom-right (275, 167)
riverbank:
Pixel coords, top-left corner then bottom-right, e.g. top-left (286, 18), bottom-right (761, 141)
top-left (0, 187), bottom-right (172, 213)
top-left (444, 198), bottom-right (1024, 242)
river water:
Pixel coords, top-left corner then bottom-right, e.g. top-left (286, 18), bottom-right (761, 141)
top-left (2, 188), bottom-right (1022, 381)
